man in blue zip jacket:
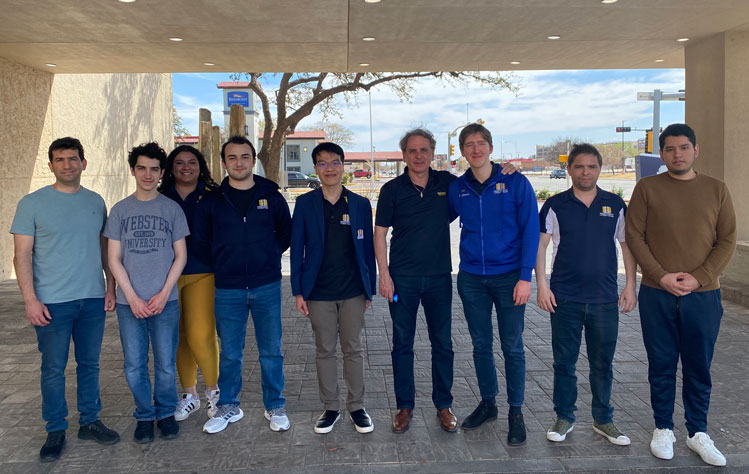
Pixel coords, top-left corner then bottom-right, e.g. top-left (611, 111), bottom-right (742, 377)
top-left (192, 136), bottom-right (292, 435)
top-left (290, 142), bottom-right (377, 434)
top-left (448, 123), bottom-right (539, 445)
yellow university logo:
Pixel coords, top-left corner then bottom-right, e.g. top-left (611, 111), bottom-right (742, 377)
top-left (340, 213), bottom-right (351, 225)
top-left (257, 199), bottom-right (269, 209)
top-left (599, 205), bottom-right (614, 217)
top-left (494, 183), bottom-right (508, 194)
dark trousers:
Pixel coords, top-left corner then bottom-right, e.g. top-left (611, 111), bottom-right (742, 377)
top-left (639, 284), bottom-right (723, 435)
top-left (389, 274), bottom-right (454, 410)
top-left (551, 300), bottom-right (619, 424)
top-left (457, 270), bottom-right (526, 407)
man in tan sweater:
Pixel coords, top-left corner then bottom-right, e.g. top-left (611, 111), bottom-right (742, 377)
top-left (626, 123), bottom-right (736, 467)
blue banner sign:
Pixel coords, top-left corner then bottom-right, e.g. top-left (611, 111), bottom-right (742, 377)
top-left (227, 91), bottom-right (249, 107)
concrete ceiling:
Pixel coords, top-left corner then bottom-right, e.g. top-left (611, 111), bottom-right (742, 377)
top-left (1, 0), bottom-right (749, 74)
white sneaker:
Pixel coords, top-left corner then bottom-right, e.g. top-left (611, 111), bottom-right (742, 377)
top-left (174, 393), bottom-right (200, 421)
top-left (205, 389), bottom-right (220, 418)
top-left (546, 418), bottom-right (574, 442)
top-left (264, 408), bottom-right (290, 432)
top-left (203, 405), bottom-right (243, 434)
top-left (687, 432), bottom-right (727, 466)
top-left (650, 428), bottom-right (676, 460)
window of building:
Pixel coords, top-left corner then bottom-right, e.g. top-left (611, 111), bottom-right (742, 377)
top-left (286, 144), bottom-right (300, 162)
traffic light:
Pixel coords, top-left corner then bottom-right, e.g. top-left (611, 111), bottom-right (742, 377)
top-left (646, 130), bottom-right (653, 153)
top-left (449, 144), bottom-right (455, 156)
top-left (616, 126), bottom-right (631, 133)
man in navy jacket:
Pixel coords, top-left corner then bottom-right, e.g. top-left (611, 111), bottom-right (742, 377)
top-left (448, 123), bottom-right (539, 445)
top-left (193, 136), bottom-right (292, 435)
top-left (290, 142), bottom-right (376, 434)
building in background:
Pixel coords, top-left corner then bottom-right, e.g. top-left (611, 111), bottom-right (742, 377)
top-left (258, 130), bottom-right (326, 176)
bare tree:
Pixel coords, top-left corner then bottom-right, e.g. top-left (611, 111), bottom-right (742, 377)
top-left (231, 72), bottom-right (516, 183)
top-left (313, 121), bottom-right (355, 148)
top-left (173, 106), bottom-right (190, 137)
top-left (598, 142), bottom-right (637, 174)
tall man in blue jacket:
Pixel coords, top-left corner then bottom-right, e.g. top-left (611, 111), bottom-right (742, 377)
top-left (193, 136), bottom-right (292, 434)
top-left (291, 142), bottom-right (377, 434)
top-left (448, 123), bottom-right (539, 445)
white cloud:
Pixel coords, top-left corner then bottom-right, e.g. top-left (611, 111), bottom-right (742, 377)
top-left (296, 70), bottom-right (685, 155)
top-left (173, 70), bottom-right (686, 156)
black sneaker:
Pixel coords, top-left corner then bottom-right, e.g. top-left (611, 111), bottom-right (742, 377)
top-left (39, 430), bottom-right (65, 462)
top-left (508, 411), bottom-right (527, 446)
top-left (461, 400), bottom-right (498, 430)
top-left (157, 415), bottom-right (180, 439)
top-left (78, 420), bottom-right (120, 445)
top-left (314, 410), bottom-right (341, 434)
top-left (133, 420), bottom-right (154, 444)
top-left (349, 408), bottom-right (374, 434)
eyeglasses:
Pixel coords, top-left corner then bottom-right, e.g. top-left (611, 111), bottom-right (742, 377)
top-left (316, 160), bottom-right (342, 170)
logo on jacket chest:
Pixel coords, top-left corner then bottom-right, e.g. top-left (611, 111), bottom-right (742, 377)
top-left (493, 183), bottom-right (508, 194)
top-left (599, 205), bottom-right (614, 217)
top-left (257, 199), bottom-right (269, 210)
top-left (340, 213), bottom-right (351, 225)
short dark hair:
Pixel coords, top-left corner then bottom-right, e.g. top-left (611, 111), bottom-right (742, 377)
top-left (659, 123), bottom-right (697, 150)
top-left (568, 143), bottom-right (602, 167)
top-left (399, 128), bottom-right (436, 152)
top-left (458, 123), bottom-right (493, 150)
top-left (311, 142), bottom-right (345, 165)
top-left (128, 142), bottom-right (167, 169)
top-left (48, 137), bottom-right (85, 162)
top-left (221, 136), bottom-right (257, 161)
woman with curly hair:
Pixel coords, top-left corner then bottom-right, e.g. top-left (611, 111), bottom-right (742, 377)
top-left (159, 145), bottom-right (221, 421)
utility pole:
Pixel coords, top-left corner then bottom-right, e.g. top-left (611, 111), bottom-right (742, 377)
top-left (637, 89), bottom-right (686, 152)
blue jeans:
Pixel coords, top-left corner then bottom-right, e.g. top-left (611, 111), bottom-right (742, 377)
top-left (550, 300), bottom-right (619, 424)
top-left (389, 273), bottom-right (453, 410)
top-left (639, 285), bottom-right (723, 435)
top-left (457, 270), bottom-right (526, 407)
top-left (35, 298), bottom-right (105, 432)
top-left (117, 300), bottom-right (180, 421)
top-left (214, 281), bottom-right (285, 410)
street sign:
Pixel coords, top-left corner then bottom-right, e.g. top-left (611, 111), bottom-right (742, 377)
top-left (559, 154), bottom-right (568, 163)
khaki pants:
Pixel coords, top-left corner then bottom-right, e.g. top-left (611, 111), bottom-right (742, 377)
top-left (307, 294), bottom-right (367, 412)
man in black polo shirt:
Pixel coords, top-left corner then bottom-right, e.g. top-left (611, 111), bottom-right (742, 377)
top-left (535, 143), bottom-right (637, 445)
top-left (375, 128), bottom-right (514, 434)
top-left (291, 142), bottom-right (377, 434)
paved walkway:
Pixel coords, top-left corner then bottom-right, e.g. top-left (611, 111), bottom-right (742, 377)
top-left (0, 276), bottom-right (748, 473)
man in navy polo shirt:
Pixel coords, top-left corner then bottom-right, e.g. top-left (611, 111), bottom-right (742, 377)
top-left (535, 143), bottom-right (637, 445)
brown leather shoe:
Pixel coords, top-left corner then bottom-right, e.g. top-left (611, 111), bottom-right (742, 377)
top-left (437, 408), bottom-right (458, 432)
top-left (392, 409), bottom-right (413, 433)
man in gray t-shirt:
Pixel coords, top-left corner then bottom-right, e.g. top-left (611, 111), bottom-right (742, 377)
top-left (11, 137), bottom-right (120, 462)
top-left (105, 142), bottom-right (188, 443)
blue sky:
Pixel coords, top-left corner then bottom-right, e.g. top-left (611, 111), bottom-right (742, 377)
top-left (173, 69), bottom-right (685, 158)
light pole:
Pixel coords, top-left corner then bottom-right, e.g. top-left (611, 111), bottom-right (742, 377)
top-left (620, 120), bottom-right (628, 150)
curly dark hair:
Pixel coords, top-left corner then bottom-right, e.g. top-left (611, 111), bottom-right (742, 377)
top-left (128, 142), bottom-right (167, 169)
top-left (159, 145), bottom-right (220, 193)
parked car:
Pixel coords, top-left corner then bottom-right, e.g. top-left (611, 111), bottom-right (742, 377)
top-left (550, 169), bottom-right (566, 179)
top-left (287, 171), bottom-right (321, 188)
top-left (353, 169), bottom-right (372, 178)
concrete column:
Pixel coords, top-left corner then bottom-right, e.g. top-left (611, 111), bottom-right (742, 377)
top-left (685, 31), bottom-right (749, 298)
